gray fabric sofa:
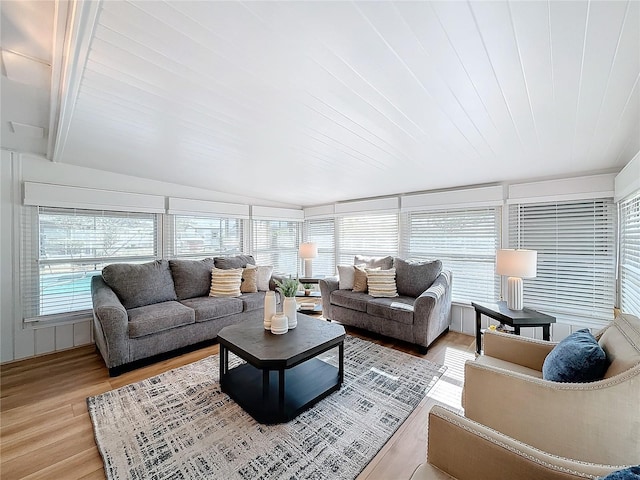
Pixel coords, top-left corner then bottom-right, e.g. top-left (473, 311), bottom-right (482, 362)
top-left (91, 255), bottom-right (279, 375)
top-left (319, 257), bottom-right (452, 353)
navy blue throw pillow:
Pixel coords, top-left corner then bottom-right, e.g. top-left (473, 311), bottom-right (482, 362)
top-left (599, 466), bottom-right (640, 480)
top-left (542, 329), bottom-right (609, 382)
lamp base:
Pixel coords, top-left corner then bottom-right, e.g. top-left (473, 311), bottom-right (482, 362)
top-left (304, 259), bottom-right (313, 278)
top-left (506, 276), bottom-right (523, 311)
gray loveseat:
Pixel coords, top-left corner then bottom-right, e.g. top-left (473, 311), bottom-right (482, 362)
top-left (320, 257), bottom-right (452, 353)
top-left (91, 255), bottom-right (278, 375)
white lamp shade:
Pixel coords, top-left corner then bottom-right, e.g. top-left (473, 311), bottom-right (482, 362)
top-left (298, 242), bottom-right (318, 259)
top-left (496, 249), bottom-right (537, 278)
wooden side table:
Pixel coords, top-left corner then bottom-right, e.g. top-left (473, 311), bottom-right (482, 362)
top-left (472, 301), bottom-right (556, 354)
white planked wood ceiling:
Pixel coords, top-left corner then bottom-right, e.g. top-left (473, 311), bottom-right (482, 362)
top-left (7, 1), bottom-right (640, 206)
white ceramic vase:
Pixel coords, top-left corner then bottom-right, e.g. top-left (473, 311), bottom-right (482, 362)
top-left (283, 296), bottom-right (297, 329)
top-left (264, 291), bottom-right (276, 329)
top-left (270, 312), bottom-right (288, 335)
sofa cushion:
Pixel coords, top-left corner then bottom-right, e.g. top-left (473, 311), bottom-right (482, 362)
top-left (542, 329), bottom-right (609, 382)
top-left (352, 265), bottom-right (369, 293)
top-left (330, 290), bottom-right (371, 312)
top-left (169, 258), bottom-right (215, 300)
top-left (214, 255), bottom-right (256, 270)
top-left (209, 267), bottom-right (243, 297)
top-left (337, 265), bottom-right (356, 289)
top-left (367, 268), bottom-right (398, 298)
top-left (102, 260), bottom-right (177, 309)
top-left (475, 354), bottom-right (544, 378)
top-left (395, 258), bottom-right (442, 298)
top-left (180, 296), bottom-right (244, 322)
top-left (367, 297), bottom-right (414, 325)
top-left (127, 301), bottom-right (195, 338)
top-left (354, 255), bottom-right (393, 270)
top-left (240, 266), bottom-right (258, 293)
top-left (598, 312), bottom-right (640, 378)
top-left (240, 292), bottom-right (266, 312)
top-left (255, 265), bottom-right (274, 291)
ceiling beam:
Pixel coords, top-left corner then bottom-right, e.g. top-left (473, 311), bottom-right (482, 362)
top-left (48, 0), bottom-right (102, 162)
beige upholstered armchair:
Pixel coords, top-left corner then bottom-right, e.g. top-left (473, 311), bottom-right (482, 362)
top-left (463, 312), bottom-right (640, 466)
top-left (410, 406), bottom-right (619, 480)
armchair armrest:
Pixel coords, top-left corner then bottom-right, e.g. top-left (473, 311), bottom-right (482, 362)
top-left (319, 278), bottom-right (340, 320)
top-left (416, 405), bottom-right (617, 480)
top-left (91, 276), bottom-right (129, 368)
top-left (413, 270), bottom-right (452, 348)
top-left (463, 360), bottom-right (640, 465)
top-left (483, 330), bottom-right (556, 371)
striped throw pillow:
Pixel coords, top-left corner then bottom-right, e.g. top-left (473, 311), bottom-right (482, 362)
top-left (366, 268), bottom-right (398, 298)
top-left (209, 267), bottom-right (242, 297)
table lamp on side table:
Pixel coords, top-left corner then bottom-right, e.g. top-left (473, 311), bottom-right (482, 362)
top-left (496, 249), bottom-right (537, 311)
top-left (299, 242), bottom-right (318, 278)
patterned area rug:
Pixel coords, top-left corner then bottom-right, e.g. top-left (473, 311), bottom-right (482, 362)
top-left (87, 336), bottom-right (446, 480)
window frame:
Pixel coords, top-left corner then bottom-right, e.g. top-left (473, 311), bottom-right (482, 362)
top-left (168, 214), bottom-right (247, 259)
top-left (508, 198), bottom-right (617, 326)
top-left (22, 206), bottom-right (162, 323)
top-left (400, 206), bottom-right (502, 304)
top-left (618, 191), bottom-right (640, 316)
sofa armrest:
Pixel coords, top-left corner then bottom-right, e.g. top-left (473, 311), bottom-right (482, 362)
top-left (319, 278), bottom-right (340, 320)
top-left (463, 361), bottom-right (640, 465)
top-left (418, 406), bottom-right (617, 480)
top-left (91, 275), bottom-right (129, 368)
top-left (413, 270), bottom-right (452, 348)
top-left (483, 330), bottom-right (556, 371)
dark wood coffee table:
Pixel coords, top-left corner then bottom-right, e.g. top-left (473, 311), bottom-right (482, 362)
top-left (217, 314), bottom-right (346, 424)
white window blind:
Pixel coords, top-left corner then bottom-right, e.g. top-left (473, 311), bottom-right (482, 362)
top-left (22, 206), bottom-right (159, 320)
top-left (306, 218), bottom-right (336, 277)
top-left (619, 192), bottom-right (640, 316)
top-left (169, 215), bottom-right (245, 259)
top-left (508, 199), bottom-right (616, 324)
top-left (337, 213), bottom-right (399, 265)
top-left (401, 208), bottom-right (501, 303)
top-left (251, 220), bottom-right (301, 275)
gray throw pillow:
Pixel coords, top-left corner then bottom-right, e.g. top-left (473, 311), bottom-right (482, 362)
top-left (169, 258), bottom-right (215, 300)
top-left (102, 259), bottom-right (177, 309)
top-left (353, 255), bottom-right (393, 270)
top-left (213, 255), bottom-right (256, 270)
top-left (394, 258), bottom-right (442, 298)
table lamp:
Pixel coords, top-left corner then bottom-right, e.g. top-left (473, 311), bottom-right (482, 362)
top-left (299, 242), bottom-right (318, 278)
top-left (496, 249), bottom-right (537, 311)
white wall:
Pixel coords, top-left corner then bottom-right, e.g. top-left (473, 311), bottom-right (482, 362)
top-left (0, 153), bottom-right (302, 363)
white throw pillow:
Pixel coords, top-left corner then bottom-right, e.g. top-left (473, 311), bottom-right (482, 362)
top-left (366, 268), bottom-right (398, 298)
top-left (253, 265), bottom-right (274, 291)
top-left (209, 267), bottom-right (242, 297)
top-left (337, 265), bottom-right (355, 289)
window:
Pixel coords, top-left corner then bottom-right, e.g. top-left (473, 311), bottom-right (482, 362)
top-left (508, 199), bottom-right (617, 324)
top-left (337, 213), bottom-right (399, 265)
top-left (170, 215), bottom-right (245, 259)
top-left (619, 192), bottom-right (640, 316)
top-left (305, 218), bottom-right (336, 277)
top-left (401, 208), bottom-right (501, 303)
top-left (22, 207), bottom-right (159, 320)
top-left (251, 220), bottom-right (301, 275)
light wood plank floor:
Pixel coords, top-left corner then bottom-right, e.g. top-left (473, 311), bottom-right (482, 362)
top-left (0, 326), bottom-right (476, 480)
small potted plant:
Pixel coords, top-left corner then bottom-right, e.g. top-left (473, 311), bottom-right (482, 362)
top-left (302, 283), bottom-right (313, 296)
top-left (274, 277), bottom-right (300, 297)
top-left (274, 277), bottom-right (300, 329)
